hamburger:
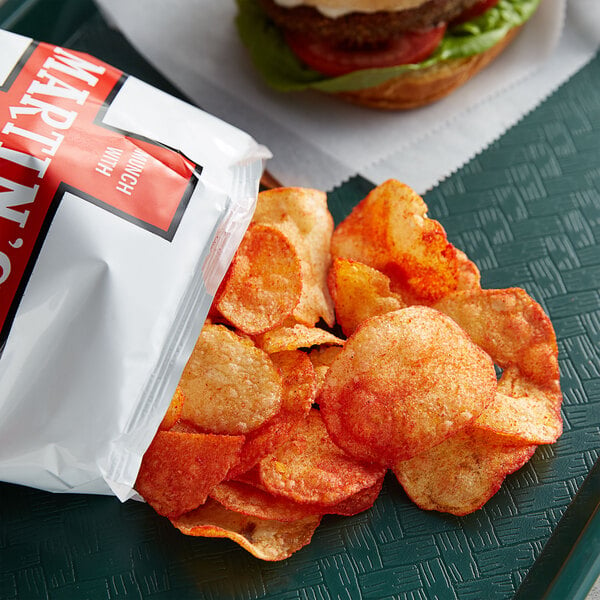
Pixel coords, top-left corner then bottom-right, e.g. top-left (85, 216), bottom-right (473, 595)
top-left (236, 0), bottom-right (541, 109)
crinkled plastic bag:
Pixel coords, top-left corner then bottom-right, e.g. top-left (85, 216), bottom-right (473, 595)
top-left (0, 30), bottom-right (271, 500)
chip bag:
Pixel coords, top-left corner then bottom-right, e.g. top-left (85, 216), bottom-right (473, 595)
top-left (0, 30), bottom-right (270, 500)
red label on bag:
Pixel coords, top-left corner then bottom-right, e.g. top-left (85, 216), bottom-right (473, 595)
top-left (0, 42), bottom-right (201, 349)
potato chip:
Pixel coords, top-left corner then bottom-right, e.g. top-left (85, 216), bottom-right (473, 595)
top-left (227, 350), bottom-right (316, 479)
top-left (319, 306), bottom-right (497, 465)
top-left (259, 409), bottom-right (386, 506)
top-left (210, 480), bottom-right (321, 522)
top-left (253, 323), bottom-right (344, 354)
top-left (169, 420), bottom-right (201, 434)
top-left (326, 475), bottom-right (385, 517)
top-left (330, 180), bottom-right (479, 303)
top-left (434, 288), bottom-right (562, 443)
top-left (135, 431), bottom-right (244, 517)
top-left (206, 299), bottom-right (223, 323)
top-left (475, 387), bottom-right (562, 444)
top-left (212, 474), bottom-right (383, 521)
top-left (328, 257), bottom-right (405, 336)
top-left (434, 288), bottom-right (559, 385)
top-left (215, 223), bottom-right (302, 335)
top-left (230, 464), bottom-right (381, 516)
top-left (455, 248), bottom-right (481, 290)
top-left (179, 324), bottom-right (283, 434)
top-left (171, 498), bottom-right (322, 561)
top-left (308, 345), bottom-right (343, 393)
top-left (231, 465), bottom-right (264, 487)
top-left (158, 385), bottom-right (185, 431)
top-left (394, 427), bottom-right (537, 516)
top-left (253, 187), bottom-right (335, 327)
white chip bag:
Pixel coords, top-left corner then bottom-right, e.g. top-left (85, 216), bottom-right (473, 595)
top-left (0, 30), bottom-right (271, 500)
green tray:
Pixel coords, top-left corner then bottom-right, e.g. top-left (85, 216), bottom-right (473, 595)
top-left (1, 2), bottom-right (599, 598)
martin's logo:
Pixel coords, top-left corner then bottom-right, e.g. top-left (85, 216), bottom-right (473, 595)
top-left (0, 42), bottom-right (201, 350)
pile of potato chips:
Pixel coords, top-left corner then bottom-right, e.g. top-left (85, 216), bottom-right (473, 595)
top-left (135, 180), bottom-right (563, 561)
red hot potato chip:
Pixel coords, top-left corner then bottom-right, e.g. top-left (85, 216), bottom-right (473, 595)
top-left (330, 179), bottom-right (479, 303)
top-left (179, 324), bottom-right (283, 435)
top-left (157, 385), bottom-right (185, 431)
top-left (259, 409), bottom-right (386, 506)
top-left (319, 306), bottom-right (497, 465)
top-left (135, 431), bottom-right (244, 518)
top-left (170, 498), bottom-right (321, 561)
top-left (227, 350), bottom-right (316, 479)
top-left (253, 187), bottom-right (335, 327)
top-left (216, 223), bottom-right (303, 335)
top-left (435, 288), bottom-right (563, 444)
top-left (394, 427), bottom-right (537, 516)
top-left (210, 480), bottom-right (322, 522)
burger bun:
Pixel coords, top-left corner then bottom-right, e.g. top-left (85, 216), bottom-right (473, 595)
top-left (334, 25), bottom-right (521, 109)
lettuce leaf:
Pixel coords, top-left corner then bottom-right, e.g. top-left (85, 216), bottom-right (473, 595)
top-left (235, 0), bottom-right (540, 93)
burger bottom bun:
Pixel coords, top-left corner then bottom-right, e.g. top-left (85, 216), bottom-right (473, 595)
top-left (334, 25), bottom-right (522, 110)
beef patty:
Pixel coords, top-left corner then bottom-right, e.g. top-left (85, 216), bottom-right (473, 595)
top-left (258, 0), bottom-right (482, 46)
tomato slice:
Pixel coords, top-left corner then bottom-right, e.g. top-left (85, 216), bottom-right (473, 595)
top-left (452, 0), bottom-right (500, 24)
top-left (285, 24), bottom-right (447, 77)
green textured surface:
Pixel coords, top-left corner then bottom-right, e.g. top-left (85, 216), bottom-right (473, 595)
top-left (0, 0), bottom-right (95, 45)
top-left (1, 3), bottom-right (600, 599)
top-left (515, 461), bottom-right (600, 600)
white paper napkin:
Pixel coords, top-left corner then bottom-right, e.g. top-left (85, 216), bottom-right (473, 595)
top-left (95, 0), bottom-right (600, 192)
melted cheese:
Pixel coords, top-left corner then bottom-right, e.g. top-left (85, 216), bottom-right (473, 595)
top-left (271, 0), bottom-right (427, 18)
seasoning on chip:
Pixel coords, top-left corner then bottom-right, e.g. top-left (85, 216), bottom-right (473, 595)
top-left (135, 431), bottom-right (244, 517)
top-left (253, 322), bottom-right (344, 354)
top-left (210, 480), bottom-right (322, 522)
top-left (216, 223), bottom-right (303, 335)
top-left (252, 186), bottom-right (335, 327)
top-left (328, 256), bottom-right (405, 336)
top-left (179, 324), bottom-right (283, 435)
top-left (258, 409), bottom-right (386, 505)
top-left (474, 388), bottom-right (561, 445)
top-left (330, 179), bottom-right (480, 303)
top-left (435, 288), bottom-right (563, 444)
top-left (319, 306), bottom-right (497, 465)
top-left (211, 472), bottom-right (384, 520)
top-left (227, 350), bottom-right (316, 479)
top-left (170, 498), bottom-right (322, 561)
top-left (158, 386), bottom-right (185, 432)
top-left (328, 476), bottom-right (385, 517)
top-left (394, 427), bottom-right (537, 515)
top-left (308, 345), bottom-right (343, 392)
